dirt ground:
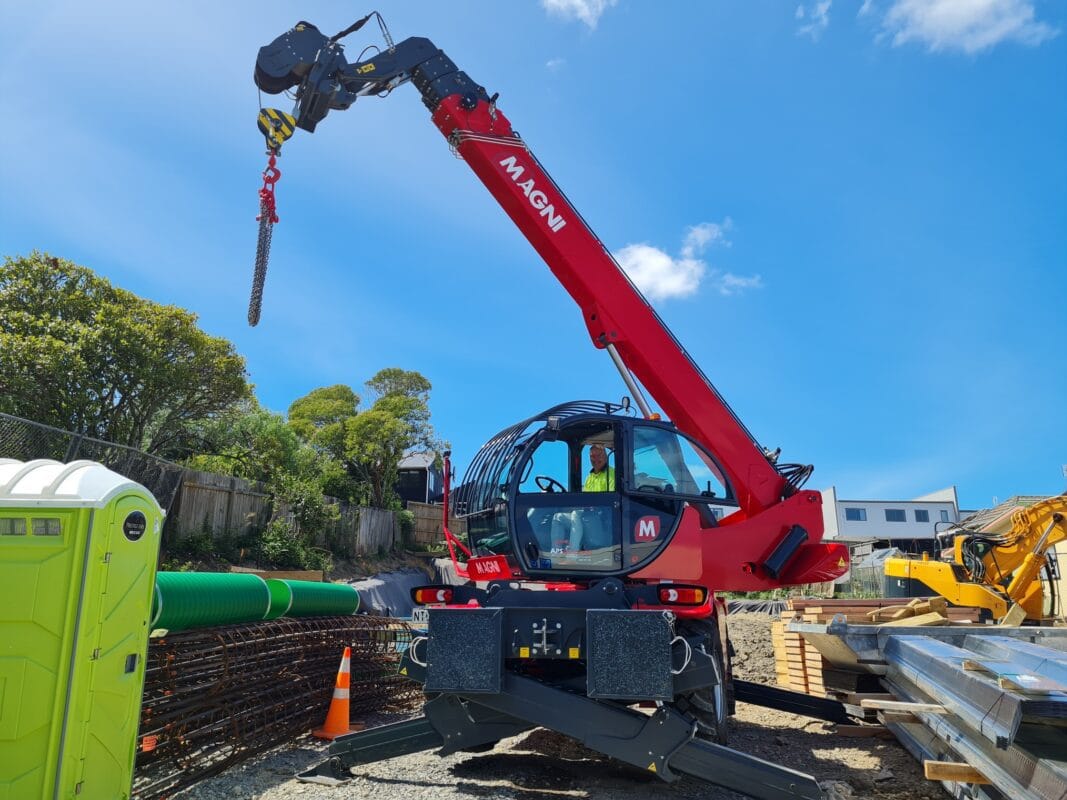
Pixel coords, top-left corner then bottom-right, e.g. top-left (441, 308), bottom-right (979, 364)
top-left (176, 611), bottom-right (948, 800)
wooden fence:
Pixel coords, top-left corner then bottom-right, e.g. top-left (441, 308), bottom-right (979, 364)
top-left (407, 501), bottom-right (467, 546)
top-left (167, 469), bottom-right (271, 539)
top-left (328, 505), bottom-right (398, 556)
top-left (167, 469), bottom-right (399, 556)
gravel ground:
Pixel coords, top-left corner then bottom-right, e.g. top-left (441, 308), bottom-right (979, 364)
top-left (174, 612), bottom-right (945, 800)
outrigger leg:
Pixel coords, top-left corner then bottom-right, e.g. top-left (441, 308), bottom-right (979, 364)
top-left (300, 668), bottom-right (824, 799)
top-left (299, 608), bottom-right (827, 799)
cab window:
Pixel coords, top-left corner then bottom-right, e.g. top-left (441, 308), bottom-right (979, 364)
top-left (631, 426), bottom-right (729, 502)
top-left (518, 440), bottom-right (569, 493)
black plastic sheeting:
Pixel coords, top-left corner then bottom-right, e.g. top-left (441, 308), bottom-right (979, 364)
top-left (434, 557), bottom-right (468, 586)
top-left (726, 599), bottom-right (788, 616)
top-left (348, 569), bottom-right (428, 618)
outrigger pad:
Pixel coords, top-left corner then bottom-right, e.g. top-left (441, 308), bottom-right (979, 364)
top-left (587, 609), bottom-right (673, 701)
top-left (425, 608), bottom-right (503, 693)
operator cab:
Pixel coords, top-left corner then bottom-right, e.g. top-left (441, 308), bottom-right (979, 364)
top-left (457, 401), bottom-right (736, 580)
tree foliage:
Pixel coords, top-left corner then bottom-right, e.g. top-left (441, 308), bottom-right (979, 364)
top-left (365, 368), bottom-right (431, 402)
top-left (287, 368), bottom-right (443, 508)
top-left (348, 369), bottom-right (442, 508)
top-left (287, 384), bottom-right (358, 462)
top-left (0, 252), bottom-right (251, 452)
top-left (183, 401), bottom-right (313, 484)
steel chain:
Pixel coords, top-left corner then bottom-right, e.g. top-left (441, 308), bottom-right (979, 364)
top-left (248, 200), bottom-right (272, 326)
top-left (248, 153), bottom-right (281, 326)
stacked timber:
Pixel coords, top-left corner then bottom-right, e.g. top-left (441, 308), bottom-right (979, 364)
top-left (772, 616), bottom-right (808, 692)
top-left (772, 598), bottom-right (982, 697)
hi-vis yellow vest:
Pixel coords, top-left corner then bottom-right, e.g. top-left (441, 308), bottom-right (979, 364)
top-left (584, 467), bottom-right (615, 492)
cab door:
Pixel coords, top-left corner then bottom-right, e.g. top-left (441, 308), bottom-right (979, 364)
top-left (510, 423), bottom-right (623, 576)
top-left (620, 422), bottom-right (734, 571)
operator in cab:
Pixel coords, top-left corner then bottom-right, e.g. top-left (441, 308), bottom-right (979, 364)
top-left (583, 443), bottom-right (615, 492)
top-left (551, 443), bottom-right (614, 551)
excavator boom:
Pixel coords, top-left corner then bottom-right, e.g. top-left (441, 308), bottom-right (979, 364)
top-left (886, 495), bottom-right (1067, 622)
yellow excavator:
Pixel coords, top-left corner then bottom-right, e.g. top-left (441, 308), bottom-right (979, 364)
top-left (884, 495), bottom-right (1067, 622)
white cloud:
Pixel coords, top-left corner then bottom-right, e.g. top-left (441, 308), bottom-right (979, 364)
top-left (546, 57), bottom-right (566, 71)
top-left (881, 0), bottom-right (1058, 53)
top-left (541, 0), bottom-right (618, 29)
top-left (859, 0), bottom-right (875, 16)
top-left (612, 220), bottom-right (763, 302)
top-left (718, 273), bottom-right (765, 295)
top-left (680, 221), bottom-right (731, 259)
top-left (796, 1), bottom-right (833, 40)
top-left (614, 244), bottom-right (705, 302)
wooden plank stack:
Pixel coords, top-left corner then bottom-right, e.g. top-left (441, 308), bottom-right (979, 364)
top-left (771, 617), bottom-right (807, 692)
top-left (772, 598), bottom-right (983, 697)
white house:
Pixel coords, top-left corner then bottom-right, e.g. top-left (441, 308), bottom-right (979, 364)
top-left (820, 486), bottom-right (965, 551)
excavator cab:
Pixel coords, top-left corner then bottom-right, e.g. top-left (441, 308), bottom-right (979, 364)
top-left (459, 401), bottom-right (735, 581)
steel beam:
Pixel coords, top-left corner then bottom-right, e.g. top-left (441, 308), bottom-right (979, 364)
top-left (885, 678), bottom-right (1067, 800)
top-left (885, 635), bottom-right (1067, 749)
top-left (733, 679), bottom-right (852, 724)
top-left (787, 620), bottom-right (1067, 677)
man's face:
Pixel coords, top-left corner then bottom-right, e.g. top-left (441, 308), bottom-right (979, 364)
top-left (589, 446), bottom-right (607, 473)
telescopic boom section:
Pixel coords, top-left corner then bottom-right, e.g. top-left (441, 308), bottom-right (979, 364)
top-left (255, 27), bottom-right (788, 515)
top-left (429, 100), bottom-right (785, 515)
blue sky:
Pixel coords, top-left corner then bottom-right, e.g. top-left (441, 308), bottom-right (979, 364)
top-left (1, 1), bottom-right (1064, 510)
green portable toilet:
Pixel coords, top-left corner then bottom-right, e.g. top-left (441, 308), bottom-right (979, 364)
top-left (0, 459), bottom-right (163, 800)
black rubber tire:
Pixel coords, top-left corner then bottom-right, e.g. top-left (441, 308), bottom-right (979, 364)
top-left (677, 617), bottom-right (730, 745)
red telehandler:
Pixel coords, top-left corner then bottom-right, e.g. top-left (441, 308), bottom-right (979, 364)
top-left (252, 15), bottom-right (849, 799)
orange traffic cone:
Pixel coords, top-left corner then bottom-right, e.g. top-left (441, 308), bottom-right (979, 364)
top-left (313, 646), bottom-right (356, 739)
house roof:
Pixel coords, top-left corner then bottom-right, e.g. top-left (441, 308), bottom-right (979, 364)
top-left (960, 496), bottom-right (1050, 532)
top-left (399, 452), bottom-right (436, 470)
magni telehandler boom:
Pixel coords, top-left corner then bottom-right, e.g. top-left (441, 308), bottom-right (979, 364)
top-left (251, 15), bottom-right (849, 799)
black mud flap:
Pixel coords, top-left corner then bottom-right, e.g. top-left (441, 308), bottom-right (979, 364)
top-left (425, 607), bottom-right (503, 693)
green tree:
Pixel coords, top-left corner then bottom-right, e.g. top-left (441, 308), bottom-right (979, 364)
top-left (287, 384), bottom-right (359, 462)
top-left (182, 400), bottom-right (311, 483)
top-left (346, 369), bottom-right (442, 508)
top-left (0, 252), bottom-right (250, 452)
top-left (286, 369), bottom-right (443, 509)
top-left (365, 367), bottom-right (431, 402)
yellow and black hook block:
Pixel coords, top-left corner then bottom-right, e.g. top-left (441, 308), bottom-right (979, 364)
top-left (257, 108), bottom-right (297, 151)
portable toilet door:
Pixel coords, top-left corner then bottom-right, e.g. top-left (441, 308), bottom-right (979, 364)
top-left (0, 459), bottom-right (163, 800)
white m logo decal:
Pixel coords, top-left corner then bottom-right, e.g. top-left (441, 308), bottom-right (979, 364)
top-left (635, 516), bottom-right (660, 541)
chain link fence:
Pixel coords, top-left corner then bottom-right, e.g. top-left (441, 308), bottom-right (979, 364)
top-left (837, 564), bottom-right (886, 598)
top-left (0, 412), bottom-right (186, 512)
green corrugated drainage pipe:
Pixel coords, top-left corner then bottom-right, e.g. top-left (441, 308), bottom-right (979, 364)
top-left (266, 578), bottom-right (360, 617)
top-left (151, 572), bottom-right (272, 631)
top-left (265, 578), bottom-right (292, 620)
